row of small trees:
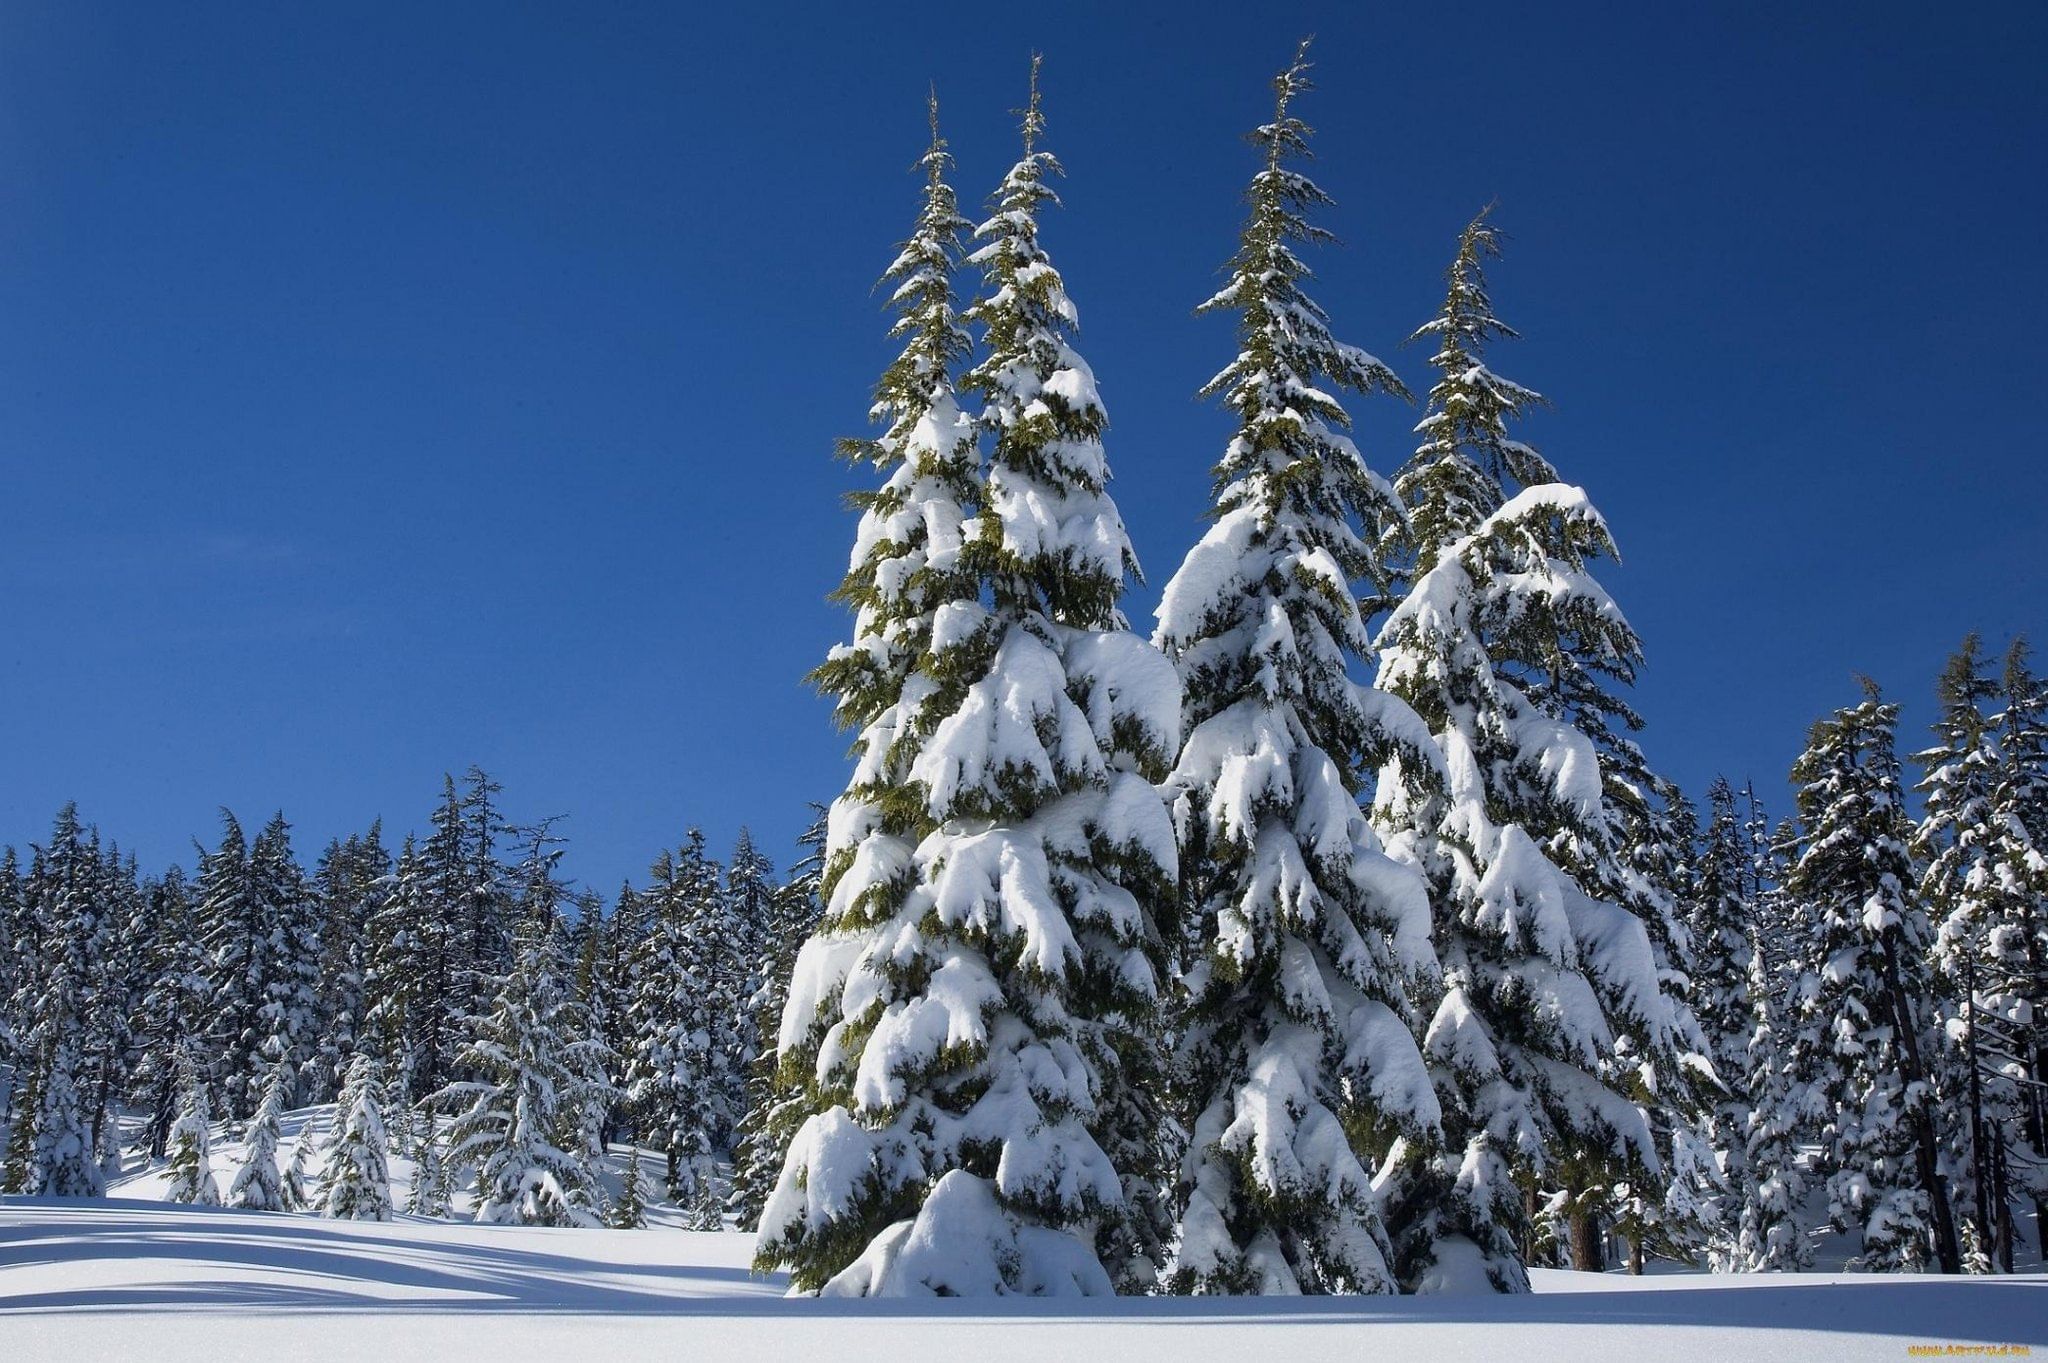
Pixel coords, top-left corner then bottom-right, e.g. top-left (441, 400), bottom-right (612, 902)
top-left (0, 771), bottom-right (826, 1226)
top-left (749, 44), bottom-right (2046, 1299)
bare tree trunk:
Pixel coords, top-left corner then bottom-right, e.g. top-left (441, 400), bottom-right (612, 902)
top-left (1569, 1206), bottom-right (1604, 1272)
top-left (1965, 957), bottom-right (1994, 1261)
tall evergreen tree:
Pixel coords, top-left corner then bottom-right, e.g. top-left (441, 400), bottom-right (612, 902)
top-left (1785, 684), bottom-right (1962, 1273)
top-left (1370, 211), bottom-right (1684, 1292)
top-left (722, 828), bottom-right (777, 1128)
top-left (1918, 638), bottom-right (2048, 1269)
top-left (453, 768), bottom-right (515, 1040)
top-left (758, 70), bottom-right (1180, 1296)
top-left (249, 813), bottom-right (320, 1104)
top-left (626, 832), bottom-right (730, 1199)
top-left (196, 810), bottom-right (264, 1116)
top-left (86, 843), bottom-right (144, 1177)
top-left (129, 866), bottom-right (203, 1158)
top-left (26, 1028), bottom-right (103, 1197)
top-left (414, 778), bottom-right (471, 1095)
top-left (1985, 643), bottom-right (2048, 1257)
top-left (0, 847), bottom-right (26, 1123)
top-left (12, 806), bottom-right (113, 1197)
top-left (587, 881), bottom-right (644, 1148)
top-left (1731, 923), bottom-right (1811, 1270)
top-left (313, 825), bottom-right (391, 1104)
top-left (1687, 777), bottom-right (1757, 1261)
top-left (439, 833), bottom-right (612, 1228)
top-left (1915, 635), bottom-right (2010, 1266)
top-left (732, 806), bottom-right (828, 1229)
top-left (1151, 41), bottom-right (1437, 1297)
top-left (361, 833), bottom-right (439, 1115)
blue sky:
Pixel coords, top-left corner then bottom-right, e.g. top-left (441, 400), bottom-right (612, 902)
top-left (2, 2), bottom-right (2042, 889)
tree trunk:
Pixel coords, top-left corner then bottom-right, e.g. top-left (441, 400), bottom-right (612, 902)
top-left (1990, 1132), bottom-right (2015, 1274)
top-left (1965, 958), bottom-right (1994, 1260)
top-left (1569, 1207), bottom-right (1604, 1272)
top-left (1877, 934), bottom-right (1963, 1273)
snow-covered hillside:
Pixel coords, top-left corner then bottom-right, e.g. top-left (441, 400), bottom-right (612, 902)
top-left (3, 1199), bottom-right (2044, 1362)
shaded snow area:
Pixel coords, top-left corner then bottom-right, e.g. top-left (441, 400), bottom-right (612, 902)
top-left (3, 1201), bottom-right (2044, 1363)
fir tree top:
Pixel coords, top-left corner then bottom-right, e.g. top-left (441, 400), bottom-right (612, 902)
top-left (1400, 207), bottom-right (1557, 566)
top-left (965, 54), bottom-right (1136, 629)
top-left (1198, 37), bottom-right (1410, 604)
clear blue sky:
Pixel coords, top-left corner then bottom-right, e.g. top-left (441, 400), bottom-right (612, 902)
top-left (3, 2), bottom-right (2043, 889)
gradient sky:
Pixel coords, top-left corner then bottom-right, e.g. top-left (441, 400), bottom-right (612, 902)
top-left (2, 2), bottom-right (2043, 890)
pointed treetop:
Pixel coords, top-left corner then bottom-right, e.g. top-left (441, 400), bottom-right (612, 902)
top-left (1271, 39), bottom-right (1314, 144)
top-left (1253, 37), bottom-right (1318, 172)
top-left (2005, 634), bottom-right (2035, 690)
top-left (1416, 202), bottom-right (1522, 360)
top-left (1017, 52), bottom-right (1045, 155)
top-left (923, 84), bottom-right (949, 185)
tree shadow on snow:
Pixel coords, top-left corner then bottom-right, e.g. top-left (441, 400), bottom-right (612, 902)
top-left (0, 1201), bottom-right (2042, 1347)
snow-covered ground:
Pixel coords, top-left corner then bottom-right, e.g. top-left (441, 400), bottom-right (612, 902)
top-left (4, 1107), bottom-right (2042, 1360)
top-left (3, 1198), bottom-right (2043, 1362)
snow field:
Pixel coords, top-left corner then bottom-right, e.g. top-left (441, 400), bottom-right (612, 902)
top-left (4, 1199), bottom-right (2045, 1363)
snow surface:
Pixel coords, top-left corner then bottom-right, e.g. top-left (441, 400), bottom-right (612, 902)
top-left (3, 1199), bottom-right (2044, 1362)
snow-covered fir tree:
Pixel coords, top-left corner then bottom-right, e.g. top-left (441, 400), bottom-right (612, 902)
top-left (1785, 683), bottom-right (1961, 1273)
top-left (130, 867), bottom-right (206, 1159)
top-left (1914, 635), bottom-right (2011, 1267)
top-left (319, 1051), bottom-right (393, 1221)
top-left (281, 1117), bottom-right (316, 1213)
top-left (413, 780), bottom-right (472, 1096)
top-left (722, 828), bottom-right (777, 1109)
top-left (24, 1028), bottom-right (103, 1198)
top-left (1731, 921), bottom-right (1811, 1271)
top-left (732, 807), bottom-right (828, 1229)
top-left (1150, 40), bottom-right (1438, 1296)
top-left (195, 810), bottom-right (262, 1116)
top-left (228, 1062), bottom-right (290, 1211)
top-left (449, 769), bottom-right (516, 1054)
top-left (4, 807), bottom-right (118, 1199)
top-left (751, 88), bottom-right (983, 1276)
top-left (361, 833), bottom-right (434, 1114)
top-left (439, 830), bottom-right (614, 1228)
top-left (626, 832), bottom-right (731, 1200)
top-left (612, 1146), bottom-right (652, 1229)
top-left (249, 813), bottom-right (321, 1105)
top-left (192, 810), bottom-right (320, 1117)
top-left (163, 1047), bottom-right (220, 1206)
top-left (87, 843), bottom-right (144, 1180)
top-left (1411, 207), bottom-right (1710, 1272)
top-left (588, 881), bottom-right (646, 1149)
top-left (758, 70), bottom-right (1181, 1296)
top-left (312, 824), bottom-right (391, 1103)
top-left (11, 807), bottom-right (119, 1198)
top-left (1687, 780), bottom-right (1756, 1092)
top-left (0, 847), bottom-right (25, 1123)
top-left (1917, 637), bottom-right (2048, 1270)
top-left (1686, 776), bottom-right (1758, 1262)
top-left (1983, 643), bottom-right (2048, 1258)
top-left (1369, 210), bottom-right (1684, 1292)
top-left (407, 1127), bottom-right (452, 1218)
